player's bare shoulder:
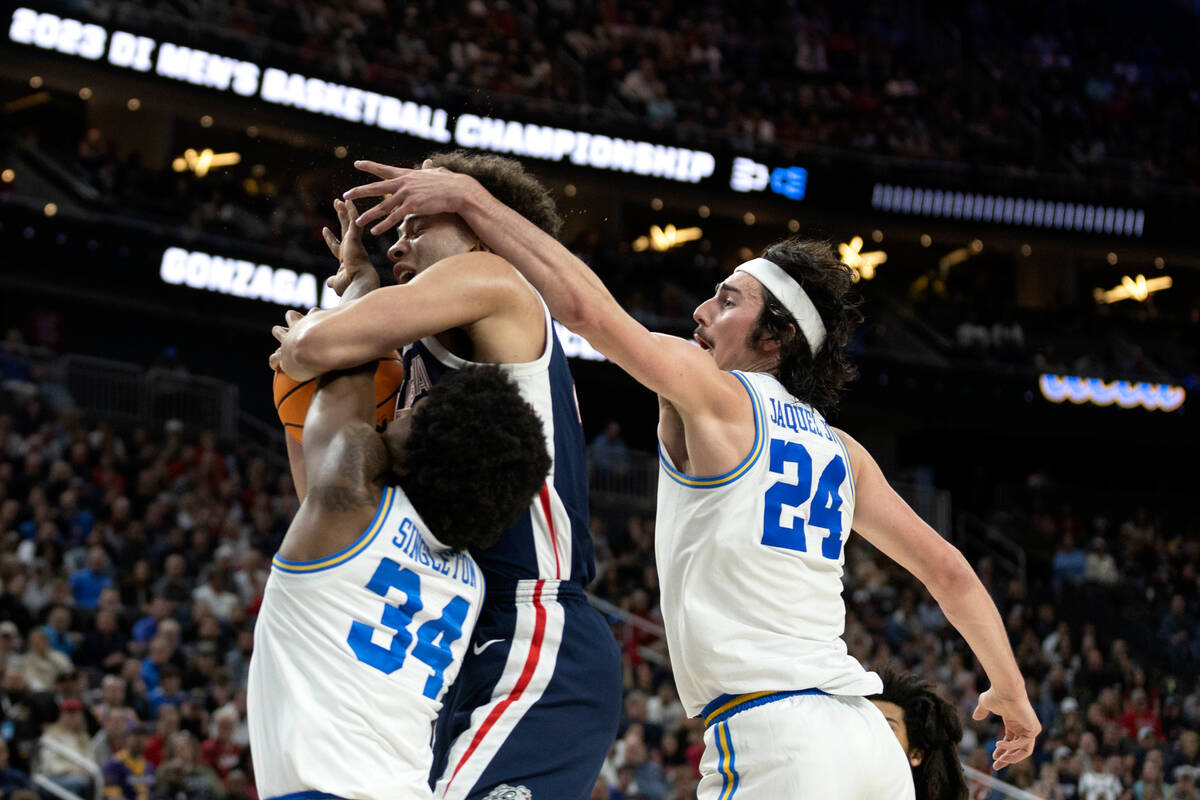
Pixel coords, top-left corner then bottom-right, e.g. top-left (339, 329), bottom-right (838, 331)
top-left (830, 426), bottom-right (866, 486)
top-left (419, 251), bottom-right (545, 363)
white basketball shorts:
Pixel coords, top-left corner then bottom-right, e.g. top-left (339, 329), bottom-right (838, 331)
top-left (697, 690), bottom-right (916, 800)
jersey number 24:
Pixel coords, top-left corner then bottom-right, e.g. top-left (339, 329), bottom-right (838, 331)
top-left (762, 438), bottom-right (847, 560)
top-left (347, 558), bottom-right (469, 699)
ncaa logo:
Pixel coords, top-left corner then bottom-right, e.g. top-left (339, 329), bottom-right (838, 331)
top-left (483, 786), bottom-right (532, 800)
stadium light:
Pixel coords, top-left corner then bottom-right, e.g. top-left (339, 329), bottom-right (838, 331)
top-left (172, 148), bottom-right (241, 177)
top-left (1093, 274), bottom-right (1172, 305)
top-left (872, 183), bottom-right (1146, 238)
top-left (1039, 374), bottom-right (1184, 412)
top-left (839, 236), bottom-right (886, 281)
top-left (632, 224), bottom-right (703, 253)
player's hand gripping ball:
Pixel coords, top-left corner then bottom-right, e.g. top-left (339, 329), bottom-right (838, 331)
top-left (273, 353), bottom-right (405, 443)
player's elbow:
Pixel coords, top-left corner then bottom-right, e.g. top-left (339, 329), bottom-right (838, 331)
top-left (920, 543), bottom-right (975, 600)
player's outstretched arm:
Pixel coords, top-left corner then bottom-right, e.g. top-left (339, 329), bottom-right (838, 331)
top-left (280, 362), bottom-right (390, 562)
top-left (342, 161), bottom-right (740, 420)
top-left (275, 198), bottom-right (382, 503)
top-left (276, 251), bottom-right (526, 382)
top-left (836, 429), bottom-right (1041, 771)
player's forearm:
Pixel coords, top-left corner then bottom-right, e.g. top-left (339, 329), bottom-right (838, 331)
top-left (930, 560), bottom-right (1027, 696)
top-left (282, 299), bottom-right (394, 380)
top-left (340, 268), bottom-right (380, 303)
top-left (302, 366), bottom-right (377, 460)
top-left (459, 184), bottom-right (619, 331)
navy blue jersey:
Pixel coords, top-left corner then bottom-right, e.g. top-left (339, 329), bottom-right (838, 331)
top-left (397, 302), bottom-right (595, 587)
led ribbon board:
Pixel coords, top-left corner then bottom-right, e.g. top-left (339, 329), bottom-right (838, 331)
top-left (158, 246), bottom-right (610, 361)
top-left (872, 184), bottom-right (1146, 238)
top-left (1038, 374), bottom-right (1184, 412)
top-left (8, 7), bottom-right (715, 184)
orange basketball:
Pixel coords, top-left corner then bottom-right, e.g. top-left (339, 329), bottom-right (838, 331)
top-left (273, 353), bottom-right (405, 444)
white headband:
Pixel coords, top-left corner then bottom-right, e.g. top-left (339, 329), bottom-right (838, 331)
top-left (734, 258), bottom-right (827, 355)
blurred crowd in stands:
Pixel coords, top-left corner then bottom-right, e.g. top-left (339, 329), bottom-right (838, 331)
top-left (1, 323), bottom-right (1198, 800)
top-left (65, 0), bottom-right (1199, 185)
top-left (2, 1), bottom-right (1194, 393)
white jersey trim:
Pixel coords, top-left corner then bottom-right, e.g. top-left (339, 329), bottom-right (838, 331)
top-left (415, 295), bottom-right (554, 377)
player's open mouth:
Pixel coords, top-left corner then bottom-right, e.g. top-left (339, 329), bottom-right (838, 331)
top-left (694, 334), bottom-right (711, 351)
top-left (393, 265), bottom-right (415, 284)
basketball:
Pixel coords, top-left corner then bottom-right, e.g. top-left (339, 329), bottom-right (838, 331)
top-left (272, 353), bottom-right (405, 443)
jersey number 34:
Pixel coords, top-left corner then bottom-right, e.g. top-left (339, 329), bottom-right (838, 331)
top-left (347, 558), bottom-right (469, 699)
top-left (761, 438), bottom-right (847, 560)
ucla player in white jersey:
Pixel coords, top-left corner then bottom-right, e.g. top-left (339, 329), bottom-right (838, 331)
top-left (248, 361), bottom-right (550, 800)
top-left (344, 165), bottom-right (1043, 799)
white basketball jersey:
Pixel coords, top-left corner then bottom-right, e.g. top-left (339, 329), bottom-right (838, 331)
top-left (656, 371), bottom-right (881, 716)
top-left (248, 486), bottom-right (483, 800)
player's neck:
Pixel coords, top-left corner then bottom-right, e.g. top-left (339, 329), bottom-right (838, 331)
top-left (728, 352), bottom-right (778, 375)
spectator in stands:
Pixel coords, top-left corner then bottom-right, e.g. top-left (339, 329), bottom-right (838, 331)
top-left (90, 705), bottom-right (136, 766)
top-left (1085, 537), bottom-right (1119, 585)
top-left (78, 608), bottom-right (127, 672)
top-left (102, 722), bottom-right (155, 799)
top-left (1135, 755), bottom-right (1168, 799)
top-left (192, 567), bottom-right (238, 623)
top-left (1079, 753), bottom-right (1125, 800)
top-left (1123, 689), bottom-right (1165, 742)
top-left (42, 605), bottom-right (77, 658)
top-left (35, 697), bottom-right (95, 797)
top-left (144, 705), bottom-right (179, 768)
top-left (0, 738), bottom-right (31, 796)
top-left (199, 706), bottom-right (243, 785)
top-left (131, 597), bottom-right (171, 647)
top-left (154, 731), bottom-right (222, 800)
top-left (1171, 731), bottom-right (1200, 780)
top-left (0, 622), bottom-right (18, 671)
top-left (17, 627), bottom-right (70, 691)
top-left (1052, 534), bottom-right (1087, 598)
top-left (147, 665), bottom-right (185, 719)
top-left (70, 546), bottom-right (114, 611)
top-left (590, 421), bottom-right (630, 479)
top-left (1173, 766), bottom-right (1199, 800)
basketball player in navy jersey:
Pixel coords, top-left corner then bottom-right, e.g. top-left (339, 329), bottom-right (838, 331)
top-left (343, 163), bottom-right (1041, 799)
top-left (272, 152), bottom-right (621, 800)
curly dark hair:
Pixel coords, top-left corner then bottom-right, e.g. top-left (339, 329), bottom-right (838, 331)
top-left (422, 150), bottom-right (563, 239)
top-left (873, 671), bottom-right (968, 800)
top-left (752, 236), bottom-right (863, 418)
top-left (397, 366), bottom-right (550, 551)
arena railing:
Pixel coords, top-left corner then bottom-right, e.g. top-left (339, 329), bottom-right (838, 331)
top-left (588, 450), bottom-right (659, 514)
top-left (31, 736), bottom-right (103, 800)
top-left (955, 511), bottom-right (1027, 587)
top-left (50, 353), bottom-right (239, 438)
top-left (962, 764), bottom-right (1046, 800)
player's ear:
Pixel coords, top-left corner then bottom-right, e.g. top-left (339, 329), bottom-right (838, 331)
top-left (908, 747), bottom-right (924, 767)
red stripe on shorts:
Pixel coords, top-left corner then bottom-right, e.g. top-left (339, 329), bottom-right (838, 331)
top-left (444, 579), bottom-right (548, 794)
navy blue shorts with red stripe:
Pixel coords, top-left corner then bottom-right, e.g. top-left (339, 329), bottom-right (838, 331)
top-left (431, 579), bottom-right (622, 800)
